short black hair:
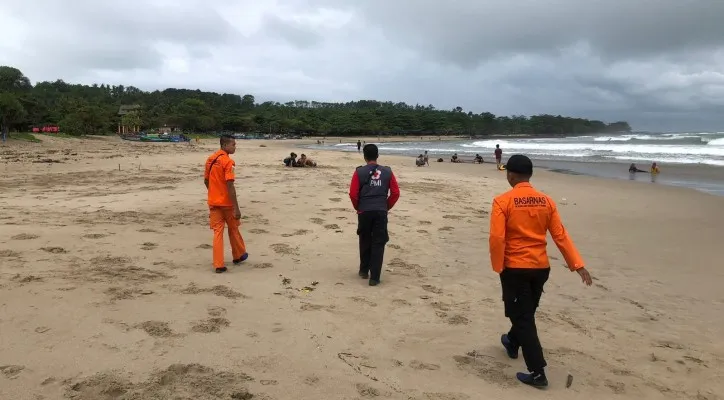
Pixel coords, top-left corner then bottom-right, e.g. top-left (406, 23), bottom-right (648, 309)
top-left (505, 154), bottom-right (533, 176)
top-left (220, 134), bottom-right (235, 147)
top-left (363, 144), bottom-right (378, 161)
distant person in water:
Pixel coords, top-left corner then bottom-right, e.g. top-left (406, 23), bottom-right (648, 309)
top-left (628, 163), bottom-right (646, 173)
top-left (495, 144), bottom-right (503, 168)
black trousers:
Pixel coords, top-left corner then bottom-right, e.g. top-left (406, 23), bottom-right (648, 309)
top-left (500, 267), bottom-right (551, 373)
top-left (357, 210), bottom-right (389, 281)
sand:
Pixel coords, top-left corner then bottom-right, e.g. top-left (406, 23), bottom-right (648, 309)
top-left (1, 135), bottom-right (723, 400)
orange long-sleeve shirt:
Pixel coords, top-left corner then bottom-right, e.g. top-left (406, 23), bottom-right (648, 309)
top-left (489, 182), bottom-right (584, 274)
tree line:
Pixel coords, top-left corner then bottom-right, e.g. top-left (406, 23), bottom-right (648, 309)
top-left (0, 65), bottom-right (631, 140)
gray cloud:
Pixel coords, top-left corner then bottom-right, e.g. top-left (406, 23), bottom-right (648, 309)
top-left (1, 0), bottom-right (723, 131)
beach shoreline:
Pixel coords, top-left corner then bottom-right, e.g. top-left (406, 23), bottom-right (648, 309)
top-left (299, 137), bottom-right (724, 196)
top-left (1, 136), bottom-right (723, 400)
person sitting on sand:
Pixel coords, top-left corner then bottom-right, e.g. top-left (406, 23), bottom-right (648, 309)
top-left (474, 154), bottom-right (484, 164)
top-left (628, 163), bottom-right (646, 173)
top-left (416, 154), bottom-right (425, 167)
top-left (283, 152), bottom-right (297, 167)
top-left (451, 153), bottom-right (461, 163)
top-left (298, 154), bottom-right (317, 167)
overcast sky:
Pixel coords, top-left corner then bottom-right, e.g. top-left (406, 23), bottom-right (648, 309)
top-left (2, 0), bottom-right (723, 131)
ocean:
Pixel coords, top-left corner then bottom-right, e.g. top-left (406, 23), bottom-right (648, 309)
top-left (306, 132), bottom-right (724, 195)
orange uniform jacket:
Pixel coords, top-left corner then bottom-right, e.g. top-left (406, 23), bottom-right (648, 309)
top-left (489, 182), bottom-right (584, 274)
top-left (205, 150), bottom-right (235, 207)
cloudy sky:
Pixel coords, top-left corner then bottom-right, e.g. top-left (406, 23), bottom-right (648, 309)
top-left (1, 0), bottom-right (723, 131)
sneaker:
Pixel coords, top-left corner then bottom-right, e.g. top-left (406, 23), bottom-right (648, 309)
top-left (215, 267), bottom-right (228, 273)
top-left (359, 271), bottom-right (369, 279)
top-left (501, 334), bottom-right (519, 359)
top-left (516, 372), bottom-right (548, 388)
top-left (233, 253), bottom-right (248, 265)
top-left (369, 279), bottom-right (380, 286)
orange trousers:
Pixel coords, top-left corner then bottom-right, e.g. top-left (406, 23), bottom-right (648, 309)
top-left (209, 206), bottom-right (247, 269)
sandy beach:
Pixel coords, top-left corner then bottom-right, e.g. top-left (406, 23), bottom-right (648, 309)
top-left (1, 135), bottom-right (723, 400)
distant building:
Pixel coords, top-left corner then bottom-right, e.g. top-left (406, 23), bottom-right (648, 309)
top-left (117, 104), bottom-right (141, 134)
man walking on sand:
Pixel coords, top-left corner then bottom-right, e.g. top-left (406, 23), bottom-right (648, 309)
top-left (494, 144), bottom-right (503, 169)
top-left (349, 144), bottom-right (400, 286)
top-left (204, 134), bottom-right (248, 273)
top-left (488, 154), bottom-right (592, 388)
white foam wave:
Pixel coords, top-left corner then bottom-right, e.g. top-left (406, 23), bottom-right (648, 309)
top-left (707, 138), bottom-right (724, 146)
top-left (464, 140), bottom-right (724, 157)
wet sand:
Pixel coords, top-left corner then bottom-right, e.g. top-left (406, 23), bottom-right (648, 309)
top-left (0, 135), bottom-right (723, 400)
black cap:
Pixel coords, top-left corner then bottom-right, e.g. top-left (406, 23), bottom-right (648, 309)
top-left (504, 154), bottom-right (533, 175)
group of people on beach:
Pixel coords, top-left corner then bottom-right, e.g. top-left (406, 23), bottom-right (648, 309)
top-left (203, 134), bottom-right (593, 389)
top-left (418, 144), bottom-right (506, 169)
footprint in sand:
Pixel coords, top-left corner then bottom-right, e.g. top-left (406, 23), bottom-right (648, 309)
top-left (417, 229), bottom-right (429, 234)
top-left (355, 383), bottom-right (381, 398)
top-left (0, 365), bottom-right (25, 378)
top-left (442, 215), bottom-right (464, 220)
top-left (141, 242), bottom-right (157, 250)
top-left (191, 317), bottom-right (231, 333)
top-left (423, 393), bottom-right (470, 400)
top-left (310, 218), bottom-right (325, 225)
top-left (350, 296), bottom-right (377, 307)
top-left (270, 243), bottom-right (299, 256)
top-left (207, 306), bottom-right (226, 317)
top-left (249, 228), bottom-right (269, 234)
top-left (40, 247), bottom-right (67, 254)
top-left (180, 283), bottom-right (245, 299)
top-left (445, 315), bottom-right (470, 325)
top-left (392, 299), bottom-right (411, 306)
top-left (196, 244), bottom-right (212, 249)
top-left (83, 233), bottom-right (107, 239)
top-left (252, 263), bottom-right (274, 269)
top-left (11, 233), bottom-right (39, 240)
top-left (388, 244), bottom-right (401, 250)
top-left (419, 221), bottom-right (432, 225)
top-left (453, 352), bottom-right (512, 387)
top-left (138, 228), bottom-right (159, 233)
top-left (409, 360), bottom-right (441, 370)
top-left (324, 224), bottom-right (340, 230)
top-left (422, 285), bottom-right (443, 294)
top-left (281, 229), bottom-right (310, 237)
top-left (438, 226), bottom-right (455, 232)
top-left (134, 321), bottom-right (176, 337)
top-left (328, 198), bottom-right (342, 202)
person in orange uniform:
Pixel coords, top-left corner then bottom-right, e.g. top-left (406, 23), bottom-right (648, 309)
top-left (204, 134), bottom-right (248, 273)
top-left (489, 154), bottom-right (592, 388)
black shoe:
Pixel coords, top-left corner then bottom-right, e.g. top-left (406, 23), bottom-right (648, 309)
top-left (501, 334), bottom-right (519, 359)
top-left (516, 372), bottom-right (548, 388)
top-left (359, 271), bottom-right (369, 279)
top-left (215, 267), bottom-right (227, 273)
top-left (233, 253), bottom-right (248, 265)
top-left (369, 279), bottom-right (380, 286)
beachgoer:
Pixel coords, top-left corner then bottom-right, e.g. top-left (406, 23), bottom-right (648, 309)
top-left (495, 144), bottom-right (503, 168)
top-left (416, 154), bottom-right (425, 167)
top-left (474, 154), bottom-right (484, 164)
top-left (283, 152), bottom-right (297, 167)
top-left (424, 151), bottom-right (430, 166)
top-left (298, 154), bottom-right (317, 167)
top-left (357, 140), bottom-right (362, 152)
top-left (489, 154), bottom-right (592, 388)
top-left (348, 144), bottom-right (400, 286)
top-left (650, 162), bottom-right (660, 174)
top-left (628, 163), bottom-right (645, 173)
top-left (451, 153), bottom-right (460, 163)
top-left (204, 134), bottom-right (248, 273)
